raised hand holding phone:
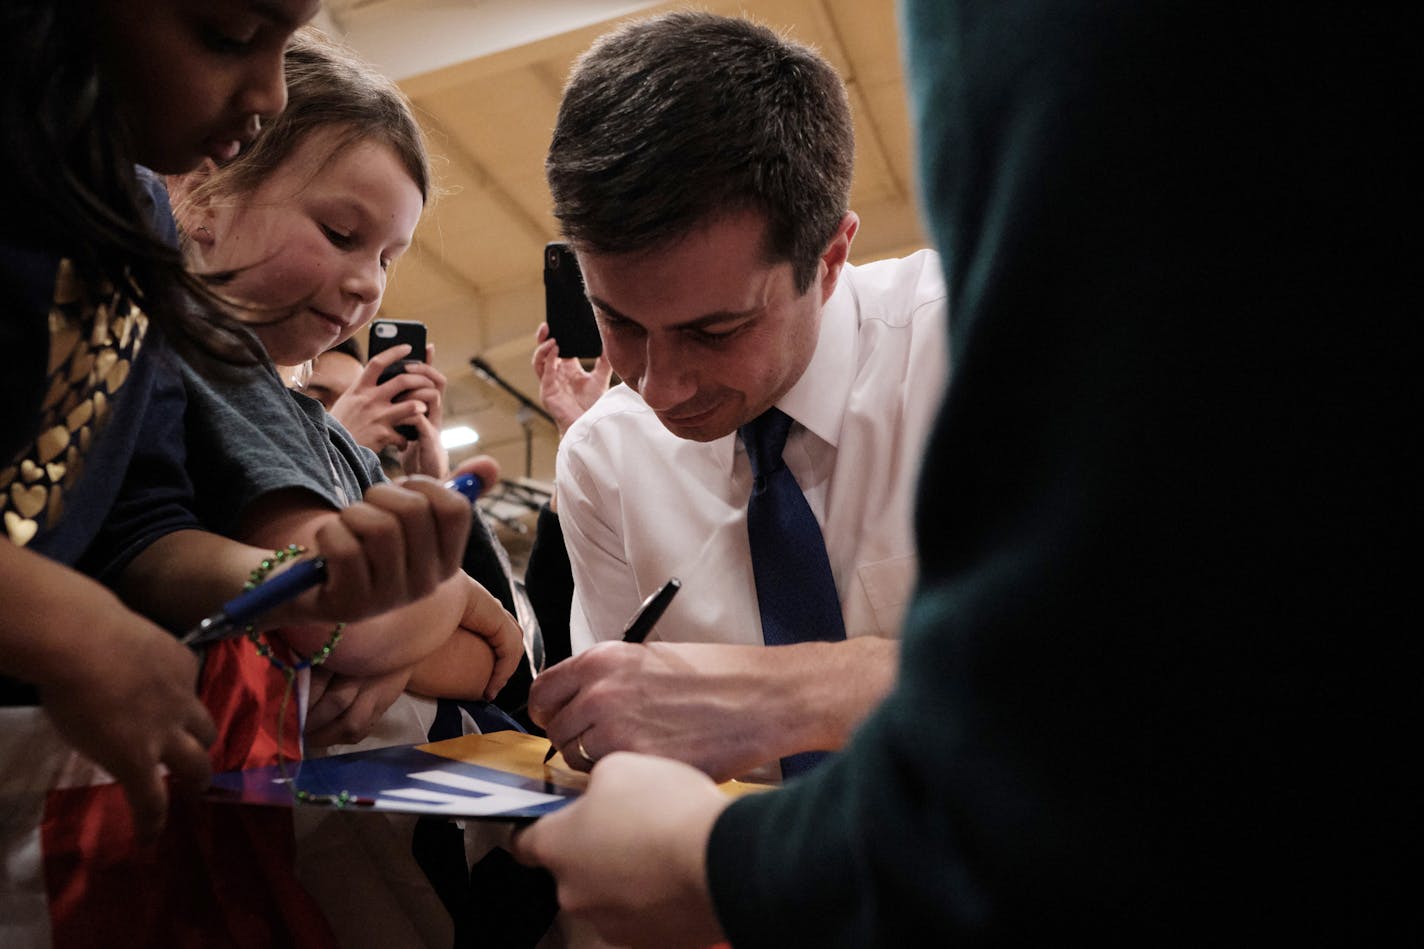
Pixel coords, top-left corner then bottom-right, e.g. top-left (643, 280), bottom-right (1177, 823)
top-left (532, 322), bottom-right (613, 436)
top-left (368, 319), bottom-right (428, 441)
top-left (323, 336), bottom-right (450, 477)
top-left (389, 342), bottom-right (450, 479)
top-left (325, 344), bottom-right (423, 451)
top-left (543, 242), bottom-right (603, 359)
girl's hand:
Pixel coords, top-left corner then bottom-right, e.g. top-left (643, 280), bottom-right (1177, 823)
top-left (403, 575), bottom-right (521, 702)
top-left (457, 574), bottom-right (525, 700)
top-left (42, 619), bottom-right (216, 841)
top-left (3, 545), bottom-right (217, 842)
top-left (325, 343), bottom-right (418, 452)
top-left (301, 476), bottom-right (472, 624)
top-left (305, 665), bottom-right (413, 747)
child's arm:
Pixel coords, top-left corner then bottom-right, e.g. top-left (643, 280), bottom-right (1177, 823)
top-left (116, 478), bottom-right (473, 672)
top-left (333, 572), bottom-right (522, 701)
top-left (304, 664), bottom-right (413, 747)
top-left (405, 631), bottom-right (496, 700)
top-left (0, 540), bottom-right (215, 841)
top-left (235, 488), bottom-right (472, 673)
top-left (408, 572), bottom-right (524, 700)
top-left (299, 575), bottom-right (522, 747)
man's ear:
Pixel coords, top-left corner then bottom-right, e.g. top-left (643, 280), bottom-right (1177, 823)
top-left (817, 211), bottom-right (860, 305)
top-left (165, 159), bottom-right (219, 246)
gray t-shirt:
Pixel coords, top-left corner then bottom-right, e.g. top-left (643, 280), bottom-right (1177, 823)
top-left (181, 355), bottom-right (384, 537)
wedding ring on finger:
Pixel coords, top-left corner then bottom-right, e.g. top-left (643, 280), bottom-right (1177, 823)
top-left (575, 733), bottom-right (597, 767)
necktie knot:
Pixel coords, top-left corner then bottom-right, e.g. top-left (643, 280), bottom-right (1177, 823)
top-left (741, 407), bottom-right (795, 483)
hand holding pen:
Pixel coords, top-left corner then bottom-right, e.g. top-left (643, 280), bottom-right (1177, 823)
top-left (543, 577), bottom-right (681, 764)
top-left (182, 473), bottom-right (487, 648)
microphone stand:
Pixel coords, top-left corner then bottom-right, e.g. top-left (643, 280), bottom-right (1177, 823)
top-left (469, 355), bottom-right (556, 477)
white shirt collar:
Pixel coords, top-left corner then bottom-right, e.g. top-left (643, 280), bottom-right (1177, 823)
top-left (774, 262), bottom-right (857, 450)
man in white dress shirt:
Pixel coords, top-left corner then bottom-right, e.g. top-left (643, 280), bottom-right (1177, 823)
top-left (527, 11), bottom-right (948, 782)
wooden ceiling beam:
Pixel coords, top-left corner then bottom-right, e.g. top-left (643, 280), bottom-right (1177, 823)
top-left (419, 111), bottom-right (554, 249)
top-left (818, 0), bottom-right (907, 203)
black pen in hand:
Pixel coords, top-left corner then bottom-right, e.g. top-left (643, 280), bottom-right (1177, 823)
top-left (543, 577), bottom-right (681, 763)
top-left (620, 577), bottom-right (681, 644)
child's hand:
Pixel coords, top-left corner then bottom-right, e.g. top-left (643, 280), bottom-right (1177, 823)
top-left (457, 574), bottom-right (525, 701)
top-left (405, 574), bottom-right (525, 701)
top-left (41, 614), bottom-right (216, 841)
top-left (305, 665), bottom-right (413, 747)
top-left (304, 477), bottom-right (472, 624)
top-left (4, 545), bottom-right (215, 841)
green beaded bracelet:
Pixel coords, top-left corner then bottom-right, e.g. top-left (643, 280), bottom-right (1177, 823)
top-left (244, 542), bottom-right (306, 591)
top-left (241, 544), bottom-right (345, 674)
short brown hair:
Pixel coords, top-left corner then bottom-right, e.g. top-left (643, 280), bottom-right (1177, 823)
top-left (546, 12), bottom-right (853, 293)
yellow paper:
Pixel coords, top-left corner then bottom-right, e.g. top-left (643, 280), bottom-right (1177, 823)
top-left (419, 732), bottom-right (772, 799)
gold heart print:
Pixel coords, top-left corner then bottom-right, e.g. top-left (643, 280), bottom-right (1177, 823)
top-left (105, 357), bottom-right (130, 392)
top-left (66, 398), bottom-right (93, 431)
top-left (89, 301), bottom-right (111, 347)
top-left (37, 426), bottom-right (69, 463)
top-left (130, 312), bottom-right (149, 355)
top-left (67, 350), bottom-right (94, 385)
top-left (94, 350), bottom-right (118, 385)
top-left (10, 482), bottom-right (46, 519)
top-left (4, 511), bottom-right (37, 547)
top-left (112, 311), bottom-right (133, 349)
top-left (4, 257), bottom-right (153, 550)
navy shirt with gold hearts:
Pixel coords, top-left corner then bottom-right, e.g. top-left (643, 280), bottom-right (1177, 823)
top-left (0, 169), bottom-right (198, 704)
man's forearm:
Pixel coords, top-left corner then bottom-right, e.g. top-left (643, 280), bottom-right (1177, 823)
top-left (768, 636), bottom-right (899, 754)
top-left (642, 637), bottom-right (900, 778)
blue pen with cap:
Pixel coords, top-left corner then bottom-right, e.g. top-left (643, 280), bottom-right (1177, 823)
top-left (181, 473), bottom-right (485, 648)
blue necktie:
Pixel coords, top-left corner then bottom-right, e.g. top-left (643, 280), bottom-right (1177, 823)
top-left (741, 407), bottom-right (845, 777)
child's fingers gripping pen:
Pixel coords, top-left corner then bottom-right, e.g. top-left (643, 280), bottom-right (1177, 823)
top-left (184, 477), bottom-right (483, 649)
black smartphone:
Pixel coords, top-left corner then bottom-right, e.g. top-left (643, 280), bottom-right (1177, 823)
top-left (368, 318), bottom-right (427, 439)
top-left (543, 242), bottom-right (602, 359)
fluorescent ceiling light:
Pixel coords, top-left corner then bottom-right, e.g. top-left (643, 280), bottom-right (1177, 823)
top-left (441, 425), bottom-right (480, 450)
